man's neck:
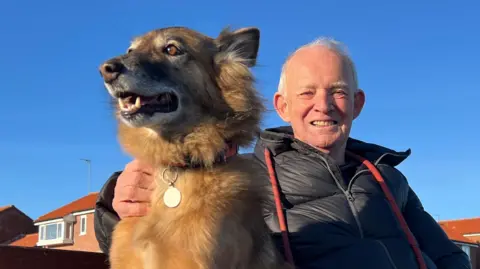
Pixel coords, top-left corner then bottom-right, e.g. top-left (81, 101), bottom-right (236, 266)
top-left (292, 133), bottom-right (348, 165)
top-left (330, 151), bottom-right (346, 166)
top-left (314, 146), bottom-right (346, 165)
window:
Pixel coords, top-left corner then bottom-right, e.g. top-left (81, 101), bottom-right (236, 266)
top-left (65, 222), bottom-right (73, 240)
top-left (41, 223), bottom-right (63, 240)
top-left (461, 245), bottom-right (471, 260)
top-left (39, 226), bottom-right (46, 240)
top-left (36, 220), bottom-right (74, 247)
top-left (80, 215), bottom-right (87, 235)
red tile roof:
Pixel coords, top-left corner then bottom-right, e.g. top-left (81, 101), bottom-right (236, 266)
top-left (0, 205), bottom-right (13, 213)
top-left (439, 223), bottom-right (474, 244)
top-left (34, 192), bottom-right (98, 223)
top-left (439, 217), bottom-right (480, 235)
top-left (9, 233), bottom-right (38, 247)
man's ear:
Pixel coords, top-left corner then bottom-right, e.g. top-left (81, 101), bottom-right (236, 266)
top-left (215, 27), bottom-right (260, 67)
top-left (273, 92), bottom-right (291, 123)
top-left (353, 89), bottom-right (365, 119)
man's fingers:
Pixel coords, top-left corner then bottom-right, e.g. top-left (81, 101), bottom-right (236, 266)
top-left (116, 172), bottom-right (156, 190)
top-left (115, 185), bottom-right (153, 203)
top-left (124, 159), bottom-right (155, 175)
top-left (114, 201), bottom-right (151, 219)
top-left (112, 159), bottom-right (156, 219)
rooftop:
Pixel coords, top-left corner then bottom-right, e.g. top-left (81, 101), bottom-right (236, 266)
top-left (9, 233), bottom-right (38, 247)
top-left (34, 192), bottom-right (98, 223)
top-left (0, 205), bottom-right (14, 212)
top-left (439, 217), bottom-right (480, 235)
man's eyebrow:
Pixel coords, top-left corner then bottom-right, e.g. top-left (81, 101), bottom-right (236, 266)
top-left (329, 81), bottom-right (349, 88)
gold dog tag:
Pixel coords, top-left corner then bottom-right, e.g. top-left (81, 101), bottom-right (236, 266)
top-left (164, 186), bottom-right (182, 208)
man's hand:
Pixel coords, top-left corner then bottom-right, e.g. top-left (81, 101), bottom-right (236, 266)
top-left (113, 160), bottom-right (155, 219)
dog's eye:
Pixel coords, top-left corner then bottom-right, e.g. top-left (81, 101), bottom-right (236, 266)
top-left (164, 44), bottom-right (183, 56)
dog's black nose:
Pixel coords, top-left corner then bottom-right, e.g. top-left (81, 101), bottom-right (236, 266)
top-left (99, 60), bottom-right (124, 83)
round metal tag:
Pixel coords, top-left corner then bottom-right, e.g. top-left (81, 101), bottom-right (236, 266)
top-left (163, 186), bottom-right (182, 208)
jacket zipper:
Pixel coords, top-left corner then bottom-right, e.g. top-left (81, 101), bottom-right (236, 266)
top-left (321, 157), bottom-right (400, 268)
top-left (307, 147), bottom-right (406, 268)
top-left (290, 141), bottom-right (367, 239)
top-left (317, 155), bottom-right (365, 239)
top-left (345, 191), bottom-right (364, 238)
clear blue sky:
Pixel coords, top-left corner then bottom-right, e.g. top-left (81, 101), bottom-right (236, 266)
top-left (1, 0), bottom-right (478, 222)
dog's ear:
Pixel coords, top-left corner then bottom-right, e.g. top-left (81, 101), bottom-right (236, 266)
top-left (215, 27), bottom-right (260, 67)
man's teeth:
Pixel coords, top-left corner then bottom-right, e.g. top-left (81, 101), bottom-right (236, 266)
top-left (311, 120), bottom-right (336, 126)
top-left (118, 97), bottom-right (142, 113)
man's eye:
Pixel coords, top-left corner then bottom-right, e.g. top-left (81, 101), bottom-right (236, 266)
top-left (333, 89), bottom-right (347, 97)
top-left (299, 91), bottom-right (313, 96)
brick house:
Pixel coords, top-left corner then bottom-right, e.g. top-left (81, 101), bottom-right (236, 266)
top-left (0, 205), bottom-right (36, 245)
top-left (439, 217), bottom-right (480, 269)
top-left (10, 192), bottom-right (101, 252)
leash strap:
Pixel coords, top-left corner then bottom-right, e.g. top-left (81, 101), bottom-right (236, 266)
top-left (264, 148), bottom-right (427, 269)
top-left (264, 148), bottom-right (295, 266)
top-left (345, 151), bottom-right (427, 269)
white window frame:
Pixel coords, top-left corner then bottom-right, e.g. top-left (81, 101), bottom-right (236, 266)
top-left (42, 222), bottom-right (63, 240)
top-left (79, 215), bottom-right (87, 236)
top-left (39, 225), bottom-right (46, 240)
top-left (37, 221), bottom-right (66, 246)
top-left (461, 245), bottom-right (471, 261)
top-left (35, 217), bottom-right (75, 247)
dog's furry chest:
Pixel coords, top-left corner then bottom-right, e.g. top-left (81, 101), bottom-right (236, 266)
top-left (147, 165), bottom-right (255, 236)
top-left (127, 163), bottom-right (262, 268)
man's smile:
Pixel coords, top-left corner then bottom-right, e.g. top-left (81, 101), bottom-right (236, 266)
top-left (310, 120), bottom-right (338, 127)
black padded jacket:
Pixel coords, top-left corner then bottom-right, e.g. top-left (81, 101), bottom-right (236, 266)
top-left (94, 126), bottom-right (471, 269)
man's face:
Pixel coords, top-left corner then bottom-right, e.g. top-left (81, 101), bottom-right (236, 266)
top-left (274, 45), bottom-right (365, 155)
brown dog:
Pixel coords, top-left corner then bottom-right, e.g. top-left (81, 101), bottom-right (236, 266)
top-left (98, 26), bottom-right (292, 269)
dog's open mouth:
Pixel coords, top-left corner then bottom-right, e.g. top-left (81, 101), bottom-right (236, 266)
top-left (116, 92), bottom-right (179, 116)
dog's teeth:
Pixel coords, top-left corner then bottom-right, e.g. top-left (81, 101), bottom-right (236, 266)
top-left (118, 98), bottom-right (126, 109)
top-left (135, 96), bottom-right (141, 108)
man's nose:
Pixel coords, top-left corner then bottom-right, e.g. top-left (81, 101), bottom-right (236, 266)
top-left (313, 92), bottom-right (333, 113)
top-left (99, 59), bottom-right (124, 83)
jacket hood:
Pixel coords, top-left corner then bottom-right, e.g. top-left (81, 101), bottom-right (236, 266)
top-left (255, 125), bottom-right (411, 167)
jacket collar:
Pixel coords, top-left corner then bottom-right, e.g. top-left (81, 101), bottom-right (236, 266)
top-left (255, 125), bottom-right (411, 167)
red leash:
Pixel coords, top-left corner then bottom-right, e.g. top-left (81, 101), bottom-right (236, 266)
top-left (264, 148), bottom-right (427, 269)
top-left (264, 149), bottom-right (295, 266)
top-left (345, 151), bottom-right (427, 269)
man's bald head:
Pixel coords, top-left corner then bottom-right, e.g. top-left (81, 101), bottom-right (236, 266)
top-left (277, 38), bottom-right (359, 97)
